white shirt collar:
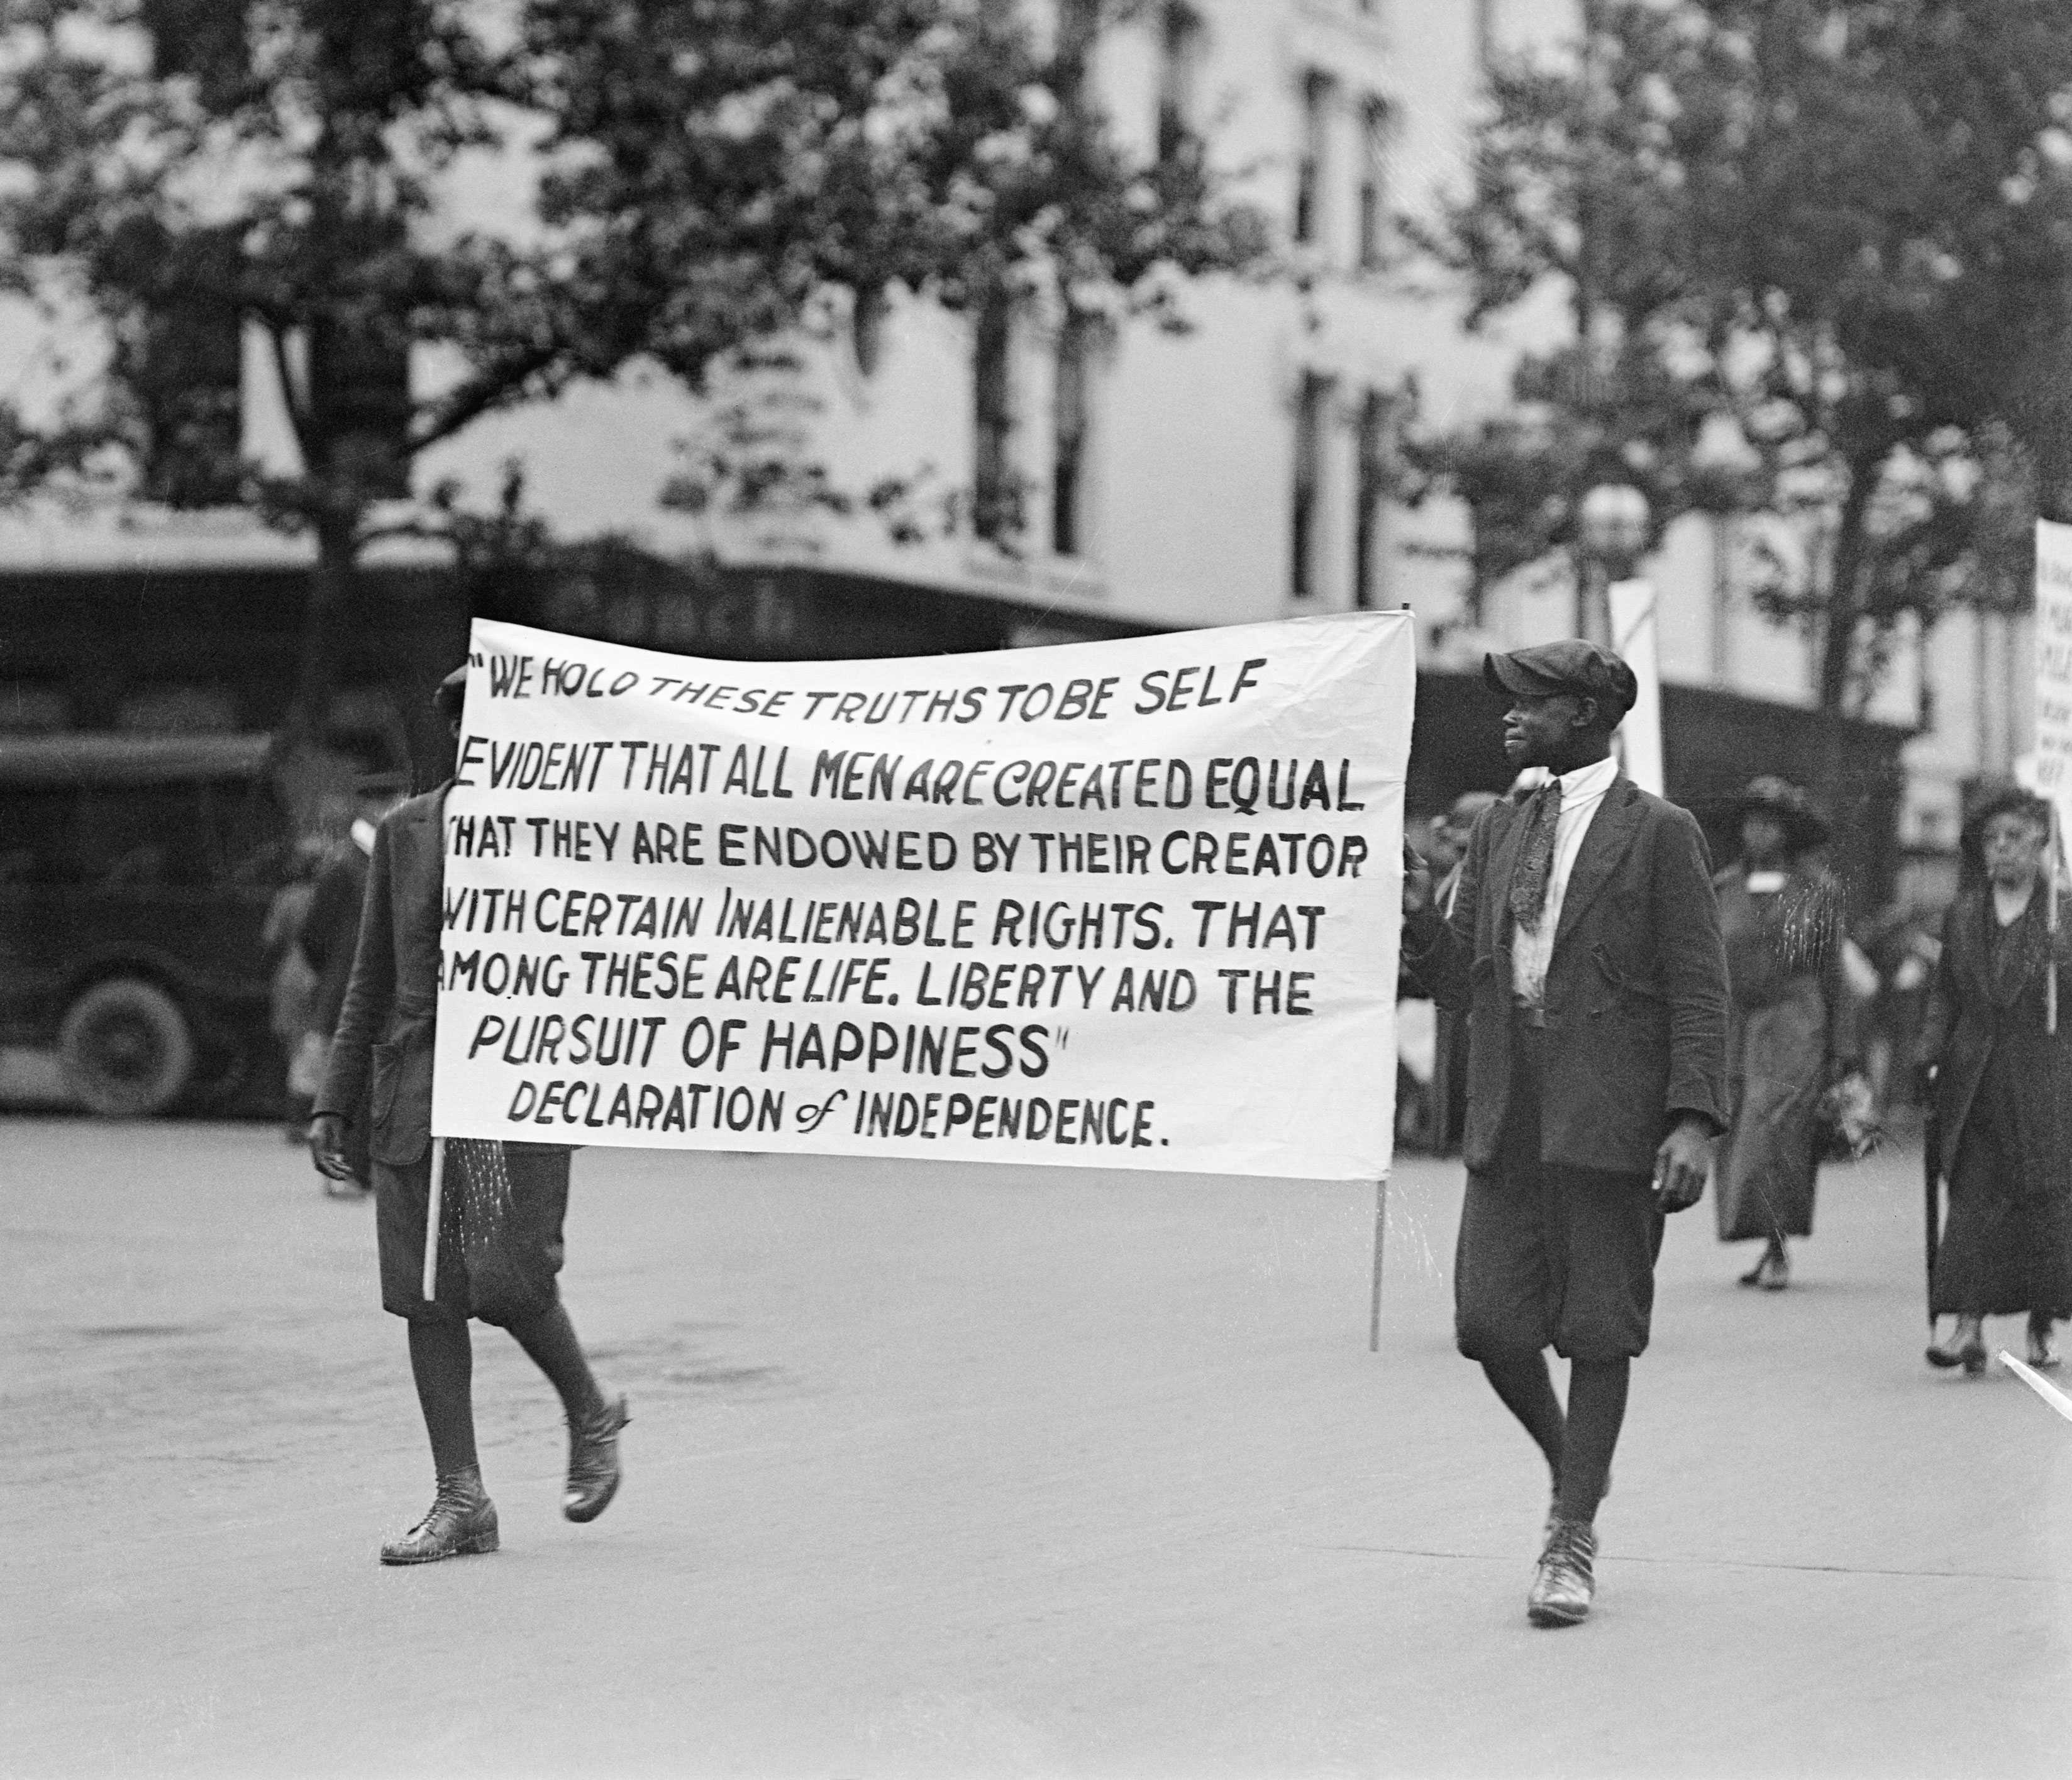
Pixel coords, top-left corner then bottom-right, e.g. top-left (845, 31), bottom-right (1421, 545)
top-left (1553, 754), bottom-right (1620, 801)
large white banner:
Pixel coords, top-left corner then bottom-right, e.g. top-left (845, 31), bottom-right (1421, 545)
top-left (431, 613), bottom-right (1414, 1179)
top-left (2036, 520), bottom-right (2072, 831)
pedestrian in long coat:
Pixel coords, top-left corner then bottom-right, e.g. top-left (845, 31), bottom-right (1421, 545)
top-left (309, 666), bottom-right (630, 1563)
top-left (1713, 777), bottom-right (1858, 1291)
top-left (1918, 786), bottom-right (2072, 1374)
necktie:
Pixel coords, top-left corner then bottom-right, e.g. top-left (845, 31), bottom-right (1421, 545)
top-left (1509, 781), bottom-right (1563, 934)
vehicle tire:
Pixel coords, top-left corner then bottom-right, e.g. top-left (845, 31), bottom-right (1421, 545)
top-left (57, 978), bottom-right (197, 1118)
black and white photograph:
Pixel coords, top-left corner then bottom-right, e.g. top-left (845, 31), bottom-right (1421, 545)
top-left (4, 2), bottom-right (2071, 1776)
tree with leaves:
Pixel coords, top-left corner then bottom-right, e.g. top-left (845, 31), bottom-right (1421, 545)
top-left (1411, 0), bottom-right (2072, 720)
top-left (0, 0), bottom-right (1261, 750)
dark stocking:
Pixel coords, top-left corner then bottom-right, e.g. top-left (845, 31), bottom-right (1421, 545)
top-left (1554, 1357), bottom-right (1631, 1525)
top-left (1480, 1351), bottom-right (1566, 1489)
top-left (407, 1319), bottom-right (478, 1479)
top-left (507, 1303), bottom-right (606, 1424)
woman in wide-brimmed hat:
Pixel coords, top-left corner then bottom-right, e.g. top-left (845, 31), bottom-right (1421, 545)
top-left (1917, 786), bottom-right (2072, 1373)
top-left (1713, 777), bottom-right (1859, 1290)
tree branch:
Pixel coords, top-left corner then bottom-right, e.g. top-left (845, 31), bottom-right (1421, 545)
top-left (408, 345), bottom-right (563, 455)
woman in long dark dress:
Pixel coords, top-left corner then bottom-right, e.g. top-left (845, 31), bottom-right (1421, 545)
top-left (1714, 777), bottom-right (1857, 1290)
top-left (1919, 787), bottom-right (2072, 1373)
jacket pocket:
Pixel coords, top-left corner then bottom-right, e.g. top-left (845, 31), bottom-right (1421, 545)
top-left (1592, 943), bottom-right (1665, 1003)
top-left (370, 1042), bottom-right (401, 1130)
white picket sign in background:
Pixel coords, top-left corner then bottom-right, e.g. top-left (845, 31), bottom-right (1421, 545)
top-left (2034, 520), bottom-right (2072, 834)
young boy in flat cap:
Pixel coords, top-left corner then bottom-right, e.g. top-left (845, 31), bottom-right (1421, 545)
top-left (1401, 640), bottom-right (1729, 1625)
top-left (311, 664), bottom-right (629, 1563)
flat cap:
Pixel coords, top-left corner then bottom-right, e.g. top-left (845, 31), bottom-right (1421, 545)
top-left (433, 663), bottom-right (468, 719)
top-left (1483, 640), bottom-right (1637, 725)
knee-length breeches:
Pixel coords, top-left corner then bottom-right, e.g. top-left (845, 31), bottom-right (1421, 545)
top-left (375, 1138), bottom-right (572, 1327)
top-left (1454, 1019), bottom-right (1666, 1362)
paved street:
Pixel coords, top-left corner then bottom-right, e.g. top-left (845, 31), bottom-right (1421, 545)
top-left (4, 1115), bottom-right (2069, 1779)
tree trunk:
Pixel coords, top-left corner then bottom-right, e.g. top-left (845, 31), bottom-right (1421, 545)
top-left (283, 515), bottom-right (358, 752)
top-left (972, 282), bottom-right (1017, 543)
top-left (1813, 454), bottom-right (1880, 854)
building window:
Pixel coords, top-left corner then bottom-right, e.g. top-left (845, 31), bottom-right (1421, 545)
top-left (119, 226), bottom-right (245, 509)
top-left (1295, 71), bottom-right (1333, 248)
top-left (309, 314), bottom-right (413, 500)
top-left (1051, 320), bottom-right (1095, 558)
top-left (1291, 372), bottom-right (1333, 601)
top-left (852, 286), bottom-right (887, 377)
top-left (1354, 389), bottom-right (1396, 609)
top-left (1357, 98), bottom-right (1392, 270)
top-left (1156, 2), bottom-right (1205, 162)
top-left (130, 295), bottom-right (242, 508)
top-left (973, 297), bottom-right (1018, 543)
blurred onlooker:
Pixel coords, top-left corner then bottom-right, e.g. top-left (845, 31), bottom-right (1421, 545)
top-left (1395, 793), bottom-right (1504, 1154)
top-left (1395, 816), bottom-right (1441, 1149)
top-left (262, 837), bottom-right (330, 1142)
top-left (1425, 790), bottom-right (1501, 1155)
top-left (1919, 787), bottom-right (2072, 1374)
top-left (1713, 777), bottom-right (1860, 1291)
top-left (299, 770), bottom-right (411, 1197)
top-left (1857, 898), bottom-right (1944, 1110)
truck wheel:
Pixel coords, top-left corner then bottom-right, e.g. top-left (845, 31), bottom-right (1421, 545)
top-left (58, 979), bottom-right (196, 1117)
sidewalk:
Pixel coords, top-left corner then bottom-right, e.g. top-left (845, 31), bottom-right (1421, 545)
top-left (4, 1117), bottom-right (2068, 1777)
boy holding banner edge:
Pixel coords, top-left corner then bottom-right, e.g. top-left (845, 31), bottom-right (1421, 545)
top-left (310, 664), bottom-right (629, 1564)
top-left (1401, 640), bottom-right (1729, 1627)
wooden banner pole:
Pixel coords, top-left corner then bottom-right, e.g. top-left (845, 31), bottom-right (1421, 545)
top-left (421, 1136), bottom-right (447, 1303)
top-left (1368, 1174), bottom-right (1389, 1352)
top-left (2051, 803), bottom-right (2060, 1037)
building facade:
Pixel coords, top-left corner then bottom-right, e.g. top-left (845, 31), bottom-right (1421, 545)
top-left (0, 0), bottom-right (2027, 911)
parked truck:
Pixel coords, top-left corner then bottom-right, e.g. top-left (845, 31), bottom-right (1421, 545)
top-left (0, 733), bottom-right (296, 1116)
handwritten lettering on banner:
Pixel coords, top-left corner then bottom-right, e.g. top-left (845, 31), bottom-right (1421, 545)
top-left (2037, 520), bottom-right (2072, 829)
top-left (430, 614), bottom-right (1415, 1180)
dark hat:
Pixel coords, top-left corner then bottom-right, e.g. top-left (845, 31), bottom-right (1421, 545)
top-left (433, 663), bottom-right (468, 720)
top-left (1960, 782), bottom-right (2052, 867)
top-left (1735, 775), bottom-right (1830, 850)
top-left (354, 769), bottom-right (411, 799)
top-left (1483, 640), bottom-right (1637, 726)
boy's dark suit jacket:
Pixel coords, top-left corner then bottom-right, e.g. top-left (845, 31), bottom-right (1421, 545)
top-left (1403, 774), bottom-right (1731, 1177)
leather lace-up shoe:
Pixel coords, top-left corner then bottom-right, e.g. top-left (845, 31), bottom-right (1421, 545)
top-left (1527, 1518), bottom-right (1597, 1627)
top-left (563, 1391), bottom-right (629, 1523)
top-left (1926, 1317), bottom-right (1988, 1375)
top-left (380, 1472), bottom-right (498, 1566)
